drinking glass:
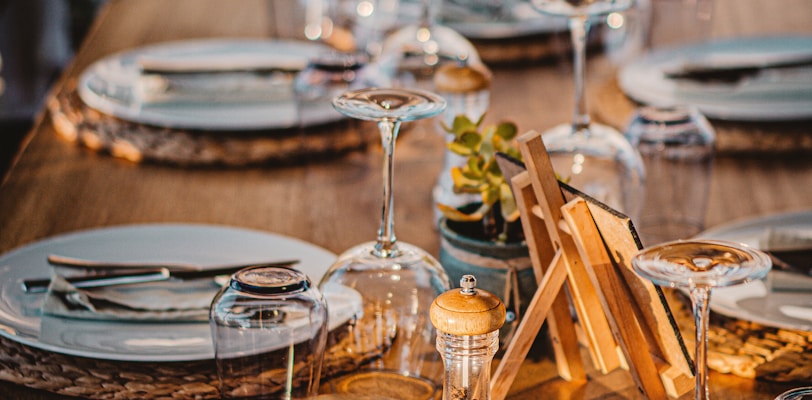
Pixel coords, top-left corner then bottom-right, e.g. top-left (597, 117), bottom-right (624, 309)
top-left (776, 387), bottom-right (812, 400)
top-left (624, 105), bottom-right (715, 246)
top-left (319, 87), bottom-right (451, 399)
top-left (379, 0), bottom-right (482, 89)
top-left (529, 0), bottom-right (645, 218)
top-left (210, 265), bottom-right (329, 399)
top-left (632, 240), bottom-right (771, 400)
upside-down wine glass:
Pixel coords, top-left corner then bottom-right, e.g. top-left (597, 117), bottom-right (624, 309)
top-left (632, 240), bottom-right (771, 400)
top-left (319, 87), bottom-right (451, 399)
top-left (530, 0), bottom-right (645, 218)
top-left (379, 0), bottom-right (482, 89)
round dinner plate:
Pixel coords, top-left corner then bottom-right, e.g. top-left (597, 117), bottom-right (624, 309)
top-left (78, 38), bottom-right (341, 131)
top-left (0, 224), bottom-right (336, 361)
top-left (696, 210), bottom-right (812, 331)
top-left (442, 2), bottom-right (567, 39)
top-left (618, 36), bottom-right (812, 121)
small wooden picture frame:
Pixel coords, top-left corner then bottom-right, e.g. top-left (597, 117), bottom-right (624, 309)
top-left (490, 131), bottom-right (694, 399)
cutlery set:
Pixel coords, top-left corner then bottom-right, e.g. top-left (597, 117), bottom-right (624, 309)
top-left (21, 255), bottom-right (300, 293)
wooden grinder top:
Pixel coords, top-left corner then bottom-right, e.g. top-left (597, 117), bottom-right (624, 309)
top-left (430, 275), bottom-right (506, 336)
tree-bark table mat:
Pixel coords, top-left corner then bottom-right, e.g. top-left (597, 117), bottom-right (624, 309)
top-left (594, 78), bottom-right (812, 155)
top-left (47, 81), bottom-right (378, 167)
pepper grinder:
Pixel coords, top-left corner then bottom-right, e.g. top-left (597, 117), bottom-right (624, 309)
top-left (430, 275), bottom-right (505, 400)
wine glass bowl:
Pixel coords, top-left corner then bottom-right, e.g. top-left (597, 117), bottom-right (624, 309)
top-left (320, 87), bottom-right (451, 398)
top-left (332, 87), bottom-right (447, 122)
top-left (776, 387), bottom-right (812, 400)
top-left (530, 0), bottom-right (634, 17)
top-left (379, 0), bottom-right (482, 88)
top-left (542, 121), bottom-right (645, 219)
top-left (632, 240), bottom-right (771, 289)
top-left (632, 240), bottom-right (771, 399)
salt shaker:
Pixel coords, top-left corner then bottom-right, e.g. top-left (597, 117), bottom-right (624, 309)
top-left (430, 275), bottom-right (505, 400)
top-left (210, 265), bottom-right (328, 399)
top-left (432, 60), bottom-right (492, 223)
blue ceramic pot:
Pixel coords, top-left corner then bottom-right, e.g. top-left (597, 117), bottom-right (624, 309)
top-left (438, 217), bottom-right (536, 345)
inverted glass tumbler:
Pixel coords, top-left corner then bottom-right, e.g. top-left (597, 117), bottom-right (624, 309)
top-left (210, 266), bottom-right (328, 399)
top-left (625, 105), bottom-right (715, 246)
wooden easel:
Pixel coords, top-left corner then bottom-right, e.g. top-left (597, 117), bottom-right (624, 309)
top-left (490, 130), bottom-right (694, 400)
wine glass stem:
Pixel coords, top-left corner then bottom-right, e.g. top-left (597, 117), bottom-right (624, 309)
top-left (420, 0), bottom-right (434, 28)
top-left (375, 118), bottom-right (401, 258)
top-left (689, 286), bottom-right (712, 400)
top-left (568, 16), bottom-right (592, 132)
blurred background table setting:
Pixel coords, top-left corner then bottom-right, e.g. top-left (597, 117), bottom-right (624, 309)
top-left (0, 0), bottom-right (811, 399)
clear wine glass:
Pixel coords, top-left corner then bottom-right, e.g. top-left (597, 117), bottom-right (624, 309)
top-left (379, 0), bottom-right (482, 89)
top-left (529, 0), bottom-right (645, 218)
top-left (319, 87), bottom-right (451, 399)
top-left (776, 387), bottom-right (812, 400)
top-left (632, 240), bottom-right (771, 400)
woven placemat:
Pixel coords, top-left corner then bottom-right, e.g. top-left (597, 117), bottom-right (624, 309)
top-left (666, 289), bottom-right (812, 383)
top-left (0, 305), bottom-right (384, 399)
top-left (47, 80), bottom-right (378, 167)
top-left (471, 31), bottom-right (571, 66)
top-left (593, 78), bottom-right (812, 155)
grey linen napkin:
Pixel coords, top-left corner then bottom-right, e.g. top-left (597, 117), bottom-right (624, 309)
top-left (42, 275), bottom-right (220, 322)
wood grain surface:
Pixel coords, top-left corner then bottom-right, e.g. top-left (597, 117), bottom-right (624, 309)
top-left (1, 0), bottom-right (811, 398)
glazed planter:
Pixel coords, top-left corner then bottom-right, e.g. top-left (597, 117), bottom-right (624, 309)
top-left (437, 214), bottom-right (536, 346)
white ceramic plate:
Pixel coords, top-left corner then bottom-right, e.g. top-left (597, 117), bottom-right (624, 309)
top-left (78, 39), bottom-right (342, 130)
top-left (618, 36), bottom-right (812, 121)
top-left (442, 2), bottom-right (567, 39)
top-left (695, 210), bottom-right (812, 331)
top-left (394, 1), bottom-right (566, 40)
top-left (0, 224), bottom-right (336, 361)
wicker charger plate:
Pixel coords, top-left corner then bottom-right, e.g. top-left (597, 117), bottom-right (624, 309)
top-left (666, 289), bottom-right (812, 383)
top-left (593, 78), bottom-right (812, 155)
top-left (48, 80), bottom-right (377, 167)
top-left (0, 308), bottom-right (384, 399)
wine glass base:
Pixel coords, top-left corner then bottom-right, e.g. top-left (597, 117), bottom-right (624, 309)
top-left (540, 121), bottom-right (644, 219)
top-left (327, 370), bottom-right (439, 400)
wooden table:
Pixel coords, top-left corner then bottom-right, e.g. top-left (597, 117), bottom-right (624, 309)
top-left (1, 0), bottom-right (810, 398)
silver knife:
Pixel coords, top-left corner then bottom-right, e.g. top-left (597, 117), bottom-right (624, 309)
top-left (663, 54), bottom-right (812, 83)
top-left (22, 259), bottom-right (300, 294)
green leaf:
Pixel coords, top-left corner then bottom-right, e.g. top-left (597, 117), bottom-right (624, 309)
top-left (495, 122), bottom-right (518, 141)
top-left (458, 131), bottom-right (482, 150)
top-left (443, 114), bottom-right (479, 137)
top-left (499, 183), bottom-right (521, 222)
top-left (451, 167), bottom-right (485, 191)
top-left (446, 142), bottom-right (471, 156)
top-left (436, 203), bottom-right (486, 222)
top-left (481, 186), bottom-right (500, 206)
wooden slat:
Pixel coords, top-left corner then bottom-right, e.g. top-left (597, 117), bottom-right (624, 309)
top-left (490, 172), bottom-right (585, 400)
top-left (561, 198), bottom-right (670, 399)
top-left (517, 130), bottom-right (621, 374)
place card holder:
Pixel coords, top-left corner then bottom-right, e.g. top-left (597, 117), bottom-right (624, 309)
top-left (490, 130), bottom-right (694, 400)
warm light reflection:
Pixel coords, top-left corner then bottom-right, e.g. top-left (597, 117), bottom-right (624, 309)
top-left (606, 12), bottom-right (625, 29)
top-left (416, 27), bottom-right (431, 42)
top-left (357, 1), bottom-right (374, 17)
top-left (572, 153), bottom-right (585, 175)
top-left (124, 338), bottom-right (209, 347)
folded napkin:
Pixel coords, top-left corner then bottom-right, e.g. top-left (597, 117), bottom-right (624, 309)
top-left (41, 273), bottom-right (364, 325)
top-left (42, 274), bottom-right (219, 322)
top-left (672, 67), bottom-right (812, 102)
top-left (131, 51), bottom-right (307, 106)
top-left (133, 71), bottom-right (295, 106)
top-left (761, 228), bottom-right (812, 292)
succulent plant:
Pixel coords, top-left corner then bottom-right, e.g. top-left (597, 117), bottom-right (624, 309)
top-left (436, 114), bottom-right (523, 243)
